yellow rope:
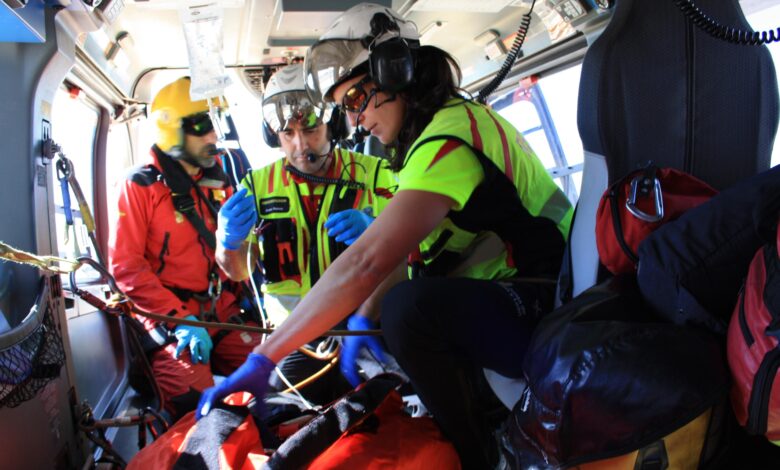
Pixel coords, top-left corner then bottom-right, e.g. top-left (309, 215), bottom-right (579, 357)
top-left (281, 356), bottom-right (341, 393)
top-left (0, 241), bottom-right (81, 273)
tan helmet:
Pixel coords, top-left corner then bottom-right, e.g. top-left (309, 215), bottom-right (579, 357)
top-left (151, 77), bottom-right (224, 155)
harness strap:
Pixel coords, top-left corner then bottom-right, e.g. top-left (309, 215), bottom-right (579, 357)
top-left (165, 284), bottom-right (219, 322)
top-left (170, 193), bottom-right (217, 250)
top-left (152, 145), bottom-right (227, 251)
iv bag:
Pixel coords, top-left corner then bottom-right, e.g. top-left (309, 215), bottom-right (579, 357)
top-left (180, 0), bottom-right (232, 101)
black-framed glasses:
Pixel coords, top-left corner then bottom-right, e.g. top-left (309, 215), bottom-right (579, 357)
top-left (181, 112), bottom-right (215, 136)
top-left (341, 76), bottom-right (376, 114)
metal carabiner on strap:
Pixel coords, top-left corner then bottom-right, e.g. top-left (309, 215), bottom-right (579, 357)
top-left (625, 171), bottom-right (664, 223)
top-left (206, 271), bottom-right (222, 299)
top-left (194, 271), bottom-right (220, 322)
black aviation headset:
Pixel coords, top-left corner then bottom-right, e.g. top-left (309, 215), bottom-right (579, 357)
top-left (362, 10), bottom-right (419, 94)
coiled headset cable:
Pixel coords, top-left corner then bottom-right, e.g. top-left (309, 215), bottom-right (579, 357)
top-left (674, 0), bottom-right (779, 45)
top-left (477, 0), bottom-right (536, 103)
top-left (284, 164), bottom-right (367, 190)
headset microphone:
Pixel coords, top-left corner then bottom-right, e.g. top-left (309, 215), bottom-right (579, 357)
top-left (355, 126), bottom-right (370, 138)
top-left (306, 153), bottom-right (318, 163)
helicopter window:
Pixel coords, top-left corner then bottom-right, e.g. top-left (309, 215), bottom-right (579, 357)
top-left (51, 85), bottom-right (101, 286)
top-left (494, 64), bottom-right (584, 203)
top-left (105, 122), bottom-right (133, 230)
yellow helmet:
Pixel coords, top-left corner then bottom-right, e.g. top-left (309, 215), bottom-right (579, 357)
top-left (151, 77), bottom-right (219, 155)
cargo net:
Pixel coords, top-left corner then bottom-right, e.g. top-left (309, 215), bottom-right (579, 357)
top-left (0, 282), bottom-right (65, 408)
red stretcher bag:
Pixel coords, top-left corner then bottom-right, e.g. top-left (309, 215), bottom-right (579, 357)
top-left (596, 164), bottom-right (717, 275)
top-left (728, 220), bottom-right (780, 444)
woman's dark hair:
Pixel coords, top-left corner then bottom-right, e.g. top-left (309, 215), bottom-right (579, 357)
top-left (390, 45), bottom-right (463, 171)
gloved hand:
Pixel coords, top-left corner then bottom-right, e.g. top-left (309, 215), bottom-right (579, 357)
top-left (324, 209), bottom-right (374, 245)
top-left (217, 187), bottom-right (257, 250)
top-left (196, 352), bottom-right (276, 420)
top-left (340, 314), bottom-right (386, 387)
top-left (174, 315), bottom-right (213, 364)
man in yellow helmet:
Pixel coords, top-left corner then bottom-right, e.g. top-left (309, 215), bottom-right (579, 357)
top-left (108, 77), bottom-right (262, 420)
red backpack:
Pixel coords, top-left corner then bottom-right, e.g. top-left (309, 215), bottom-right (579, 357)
top-left (728, 219), bottom-right (780, 444)
top-left (596, 164), bottom-right (717, 274)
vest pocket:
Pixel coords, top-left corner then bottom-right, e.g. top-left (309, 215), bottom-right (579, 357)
top-left (261, 218), bottom-right (301, 283)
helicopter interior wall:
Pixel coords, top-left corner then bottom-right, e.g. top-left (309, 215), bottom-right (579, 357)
top-left (0, 8), bottom-right (87, 469)
top-left (0, 11), bottom-right (58, 327)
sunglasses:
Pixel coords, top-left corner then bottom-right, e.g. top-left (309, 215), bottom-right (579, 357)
top-left (181, 113), bottom-right (215, 136)
top-left (341, 76), bottom-right (377, 114)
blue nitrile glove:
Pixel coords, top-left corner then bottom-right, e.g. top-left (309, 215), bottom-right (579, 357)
top-left (196, 352), bottom-right (276, 420)
top-left (217, 187), bottom-right (257, 250)
top-left (174, 315), bottom-right (213, 364)
top-left (340, 314), bottom-right (386, 387)
top-left (324, 209), bottom-right (374, 245)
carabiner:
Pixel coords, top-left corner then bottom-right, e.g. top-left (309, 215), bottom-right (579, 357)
top-left (625, 174), bottom-right (664, 223)
top-left (56, 157), bottom-right (73, 182)
top-left (206, 271), bottom-right (222, 299)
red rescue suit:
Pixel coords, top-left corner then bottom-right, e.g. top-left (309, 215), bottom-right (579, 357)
top-left (109, 146), bottom-right (262, 416)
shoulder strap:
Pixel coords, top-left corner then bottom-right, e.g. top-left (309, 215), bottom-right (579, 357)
top-left (153, 145), bottom-right (217, 250)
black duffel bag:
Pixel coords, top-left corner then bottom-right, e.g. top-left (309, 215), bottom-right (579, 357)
top-left (503, 276), bottom-right (730, 469)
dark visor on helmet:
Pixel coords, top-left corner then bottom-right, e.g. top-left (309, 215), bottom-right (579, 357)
top-left (181, 112), bottom-right (215, 136)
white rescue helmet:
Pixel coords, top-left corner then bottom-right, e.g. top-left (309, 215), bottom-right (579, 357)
top-left (304, 2), bottom-right (419, 104)
top-left (262, 63), bottom-right (332, 132)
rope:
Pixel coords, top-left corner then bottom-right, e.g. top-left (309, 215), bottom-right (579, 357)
top-left (0, 241), bottom-right (81, 273)
top-left (281, 356), bottom-right (340, 394)
top-left (0, 242), bottom-right (382, 337)
top-left (123, 308), bottom-right (380, 337)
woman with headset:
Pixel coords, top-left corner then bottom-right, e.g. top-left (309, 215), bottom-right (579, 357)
top-left (202, 3), bottom-right (573, 468)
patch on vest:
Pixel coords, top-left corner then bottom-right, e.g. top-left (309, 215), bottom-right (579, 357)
top-left (259, 197), bottom-right (290, 215)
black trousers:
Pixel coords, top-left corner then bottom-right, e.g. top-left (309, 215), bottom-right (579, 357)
top-left (382, 277), bottom-right (554, 470)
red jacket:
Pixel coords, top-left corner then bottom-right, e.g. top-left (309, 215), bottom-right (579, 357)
top-left (108, 147), bottom-right (233, 321)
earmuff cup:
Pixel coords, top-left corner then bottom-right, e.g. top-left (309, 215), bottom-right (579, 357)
top-left (262, 120), bottom-right (280, 148)
top-left (327, 107), bottom-right (349, 142)
top-left (369, 37), bottom-right (415, 93)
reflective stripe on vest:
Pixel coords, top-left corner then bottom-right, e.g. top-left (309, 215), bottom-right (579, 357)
top-left (406, 99), bottom-right (573, 278)
top-left (245, 149), bottom-right (395, 320)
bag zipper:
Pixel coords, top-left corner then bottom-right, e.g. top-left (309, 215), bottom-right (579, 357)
top-left (737, 284), bottom-right (754, 346)
top-left (746, 347), bottom-right (780, 434)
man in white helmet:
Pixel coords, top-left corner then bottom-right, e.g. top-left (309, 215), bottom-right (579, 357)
top-left (215, 63), bottom-right (399, 405)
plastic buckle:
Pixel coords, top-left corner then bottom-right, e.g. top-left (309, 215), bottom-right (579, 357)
top-left (626, 175), bottom-right (664, 223)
